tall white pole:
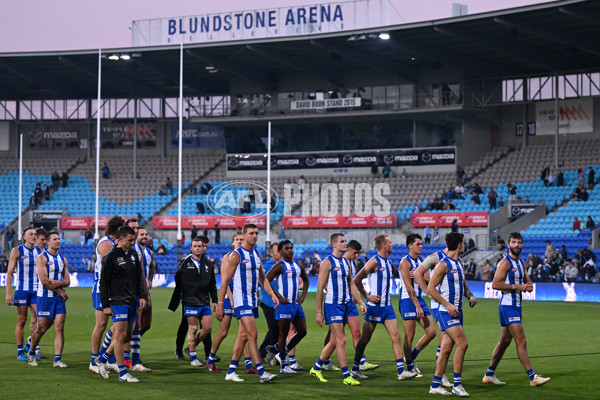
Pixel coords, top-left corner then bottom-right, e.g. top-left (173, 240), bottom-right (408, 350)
top-left (17, 134), bottom-right (23, 242)
top-left (266, 121), bottom-right (272, 244)
top-left (94, 49), bottom-right (101, 242)
top-left (177, 42), bottom-right (183, 260)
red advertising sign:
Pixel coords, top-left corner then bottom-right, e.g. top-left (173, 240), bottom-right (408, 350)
top-left (152, 215), bottom-right (267, 229)
top-left (411, 212), bottom-right (489, 227)
top-left (282, 214), bottom-right (397, 228)
top-left (61, 216), bottom-right (134, 229)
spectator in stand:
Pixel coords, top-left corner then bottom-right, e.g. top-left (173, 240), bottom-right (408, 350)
top-left (565, 262), bottom-right (579, 282)
top-left (451, 219), bottom-right (459, 233)
top-left (61, 171), bottom-right (69, 188)
top-left (423, 225), bottom-right (432, 244)
top-left (554, 265), bottom-right (565, 282)
top-left (526, 253), bottom-right (540, 275)
top-left (165, 177), bottom-right (173, 194)
top-left (432, 226), bottom-right (440, 242)
top-left (297, 175), bottom-right (306, 194)
top-left (532, 265), bottom-right (547, 282)
top-left (481, 259), bottom-right (493, 281)
top-left (454, 182), bottom-right (465, 199)
top-left (507, 183), bottom-right (517, 197)
top-left (577, 168), bottom-right (585, 188)
top-left (467, 182), bottom-right (482, 195)
top-left (383, 164), bottom-right (391, 178)
top-left (498, 197), bottom-right (505, 207)
top-left (572, 217), bottom-right (581, 231)
top-left (556, 169), bottom-right (564, 186)
top-left (312, 251), bottom-right (321, 268)
top-left (414, 203), bottom-right (420, 213)
top-left (370, 162), bottom-right (378, 176)
top-left (496, 235), bottom-right (506, 252)
top-left (580, 188), bottom-right (589, 202)
top-left (196, 202), bottom-right (205, 214)
top-left (464, 258), bottom-right (476, 280)
top-left (548, 257), bottom-right (559, 280)
top-left (401, 168), bottom-right (407, 179)
top-left (545, 240), bottom-right (556, 260)
top-left (488, 188), bottom-right (498, 210)
top-left (444, 199), bottom-right (455, 210)
top-left (456, 165), bottom-right (465, 184)
top-left (467, 237), bottom-right (476, 253)
top-left (559, 245), bottom-right (568, 260)
top-left (102, 162), bottom-right (110, 179)
top-left (583, 259), bottom-right (596, 282)
top-left (471, 193), bottom-right (481, 205)
top-left (444, 187), bottom-right (456, 200)
top-left (586, 216), bottom-right (595, 230)
top-left (588, 166), bottom-right (595, 188)
top-left (545, 171), bottom-right (554, 186)
top-left (541, 166), bottom-right (550, 186)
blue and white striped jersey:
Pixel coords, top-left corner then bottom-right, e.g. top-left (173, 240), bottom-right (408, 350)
top-left (500, 255), bottom-right (525, 307)
top-left (15, 244), bottom-right (41, 292)
top-left (37, 251), bottom-right (66, 298)
top-left (232, 246), bottom-right (262, 308)
top-left (400, 254), bottom-right (424, 300)
top-left (277, 259), bottom-right (301, 303)
top-left (438, 255), bottom-right (464, 312)
top-left (93, 236), bottom-right (114, 294)
top-left (325, 254), bottom-right (351, 305)
top-left (366, 254), bottom-right (393, 307)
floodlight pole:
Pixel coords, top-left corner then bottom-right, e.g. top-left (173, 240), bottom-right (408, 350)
top-left (554, 74), bottom-right (559, 169)
top-left (94, 49), bottom-right (101, 248)
top-left (266, 121), bottom-right (272, 251)
top-left (17, 134), bottom-right (23, 242)
top-left (177, 42), bottom-right (183, 263)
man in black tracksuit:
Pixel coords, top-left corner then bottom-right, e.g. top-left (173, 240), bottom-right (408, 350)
top-left (169, 235), bottom-right (217, 367)
top-left (97, 226), bottom-right (146, 382)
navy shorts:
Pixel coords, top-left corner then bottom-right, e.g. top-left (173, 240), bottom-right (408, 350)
top-left (499, 305), bottom-right (522, 326)
top-left (275, 303), bottom-right (305, 321)
top-left (184, 305), bottom-right (212, 318)
top-left (37, 296), bottom-right (66, 318)
top-left (437, 309), bottom-right (463, 332)
top-left (399, 297), bottom-right (431, 320)
top-left (92, 291), bottom-right (102, 310)
top-left (235, 305), bottom-right (259, 319)
top-left (112, 304), bottom-right (136, 322)
top-left (224, 297), bottom-right (234, 316)
top-left (364, 304), bottom-right (396, 324)
top-left (324, 302), bottom-right (355, 325)
top-left (13, 290), bottom-right (37, 307)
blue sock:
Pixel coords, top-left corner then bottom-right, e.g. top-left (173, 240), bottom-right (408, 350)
top-left (54, 354), bottom-right (61, 363)
top-left (486, 365), bottom-right (496, 377)
top-left (412, 347), bottom-right (421, 361)
top-left (35, 345), bottom-right (41, 351)
top-left (313, 358), bottom-right (324, 371)
top-left (396, 358), bottom-right (405, 375)
top-left (17, 345), bottom-right (24, 355)
top-left (289, 355), bottom-right (296, 364)
top-left (100, 352), bottom-right (110, 364)
top-left (341, 366), bottom-right (350, 378)
top-left (130, 330), bottom-right (141, 365)
top-left (432, 375), bottom-right (442, 388)
top-left (25, 338), bottom-right (31, 353)
top-left (454, 372), bottom-right (462, 387)
top-left (256, 362), bottom-right (265, 376)
top-left (124, 350), bottom-right (130, 361)
top-left (323, 357), bottom-right (331, 366)
top-left (91, 352), bottom-right (99, 365)
top-left (244, 357), bottom-right (253, 369)
top-left (108, 354), bottom-right (116, 364)
top-left (208, 352), bottom-right (217, 365)
top-left (279, 352), bottom-right (287, 367)
top-left (118, 364), bottom-right (127, 377)
top-left (273, 343), bottom-right (279, 352)
top-left (360, 354), bottom-right (367, 365)
top-left (406, 358), bottom-right (414, 371)
top-left (436, 345), bottom-right (441, 361)
top-left (99, 329), bottom-right (112, 356)
top-left (227, 360), bottom-right (239, 375)
top-left (190, 351), bottom-right (198, 362)
top-left (352, 358), bottom-right (361, 372)
top-left (527, 369), bottom-right (536, 381)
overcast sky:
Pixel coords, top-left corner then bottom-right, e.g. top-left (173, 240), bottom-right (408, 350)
top-left (0, 0), bottom-right (551, 52)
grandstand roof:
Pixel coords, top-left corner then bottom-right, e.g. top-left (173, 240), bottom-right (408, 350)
top-left (0, 0), bottom-right (599, 100)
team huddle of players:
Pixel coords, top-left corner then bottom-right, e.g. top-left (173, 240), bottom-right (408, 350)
top-left (5, 219), bottom-right (551, 394)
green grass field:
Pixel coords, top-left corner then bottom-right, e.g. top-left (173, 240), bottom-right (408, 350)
top-left (1, 288), bottom-right (598, 399)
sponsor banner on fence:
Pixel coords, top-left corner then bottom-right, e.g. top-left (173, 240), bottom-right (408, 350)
top-left (100, 122), bottom-right (157, 148)
top-left (227, 147), bottom-right (456, 171)
top-left (535, 97), bottom-right (593, 135)
top-left (3, 273), bottom-right (596, 302)
top-left (282, 214), bottom-right (397, 228)
top-left (21, 123), bottom-right (85, 151)
top-left (61, 216), bottom-right (134, 230)
top-left (411, 212), bottom-right (488, 227)
top-left (152, 215), bottom-right (267, 229)
top-left (170, 122), bottom-right (225, 148)
top-left (509, 203), bottom-right (538, 218)
top-left (33, 211), bottom-right (64, 223)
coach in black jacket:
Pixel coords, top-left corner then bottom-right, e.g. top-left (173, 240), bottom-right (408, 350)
top-left (168, 236), bottom-right (217, 367)
top-left (97, 226), bottom-right (146, 381)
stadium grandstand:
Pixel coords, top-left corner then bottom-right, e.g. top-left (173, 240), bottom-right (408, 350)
top-left (0, 0), bottom-right (599, 287)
